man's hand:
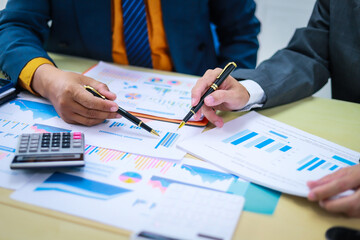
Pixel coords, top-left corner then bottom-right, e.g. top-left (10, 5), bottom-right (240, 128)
top-left (307, 164), bottom-right (360, 217)
top-left (32, 64), bottom-right (120, 126)
top-left (191, 68), bottom-right (250, 127)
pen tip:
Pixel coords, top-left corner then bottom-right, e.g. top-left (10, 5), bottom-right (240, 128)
top-left (151, 130), bottom-right (160, 137)
top-left (178, 121), bottom-right (185, 130)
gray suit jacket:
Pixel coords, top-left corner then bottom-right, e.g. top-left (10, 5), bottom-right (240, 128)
top-left (233, 0), bottom-right (360, 108)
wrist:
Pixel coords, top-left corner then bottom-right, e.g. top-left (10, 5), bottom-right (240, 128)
top-left (32, 64), bottom-right (61, 98)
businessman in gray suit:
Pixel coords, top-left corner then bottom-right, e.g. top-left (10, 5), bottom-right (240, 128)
top-left (191, 0), bottom-right (360, 217)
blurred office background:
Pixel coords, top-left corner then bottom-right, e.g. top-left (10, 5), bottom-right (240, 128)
top-left (0, 0), bottom-right (330, 98)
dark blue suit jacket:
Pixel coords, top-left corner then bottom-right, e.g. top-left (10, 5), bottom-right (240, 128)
top-left (0, 0), bottom-right (260, 86)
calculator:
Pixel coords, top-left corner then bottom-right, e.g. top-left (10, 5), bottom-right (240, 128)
top-left (10, 132), bottom-right (85, 169)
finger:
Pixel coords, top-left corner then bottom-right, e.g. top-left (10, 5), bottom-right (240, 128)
top-left (308, 165), bottom-right (360, 191)
top-left (70, 101), bottom-right (121, 120)
top-left (191, 68), bottom-right (222, 106)
top-left (65, 112), bottom-right (108, 126)
top-left (74, 85), bottom-right (118, 112)
top-left (202, 106), bottom-right (223, 128)
top-left (193, 109), bottom-right (202, 121)
top-left (319, 190), bottom-right (360, 217)
top-left (307, 167), bottom-right (350, 189)
top-left (92, 81), bottom-right (117, 101)
top-left (204, 90), bottom-right (237, 110)
top-left (308, 174), bottom-right (358, 201)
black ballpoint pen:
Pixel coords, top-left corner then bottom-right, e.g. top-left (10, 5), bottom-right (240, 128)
top-left (177, 62), bottom-right (237, 129)
top-left (84, 85), bottom-right (160, 137)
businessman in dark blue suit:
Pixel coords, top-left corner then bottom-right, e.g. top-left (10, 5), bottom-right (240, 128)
top-left (0, 0), bottom-right (260, 126)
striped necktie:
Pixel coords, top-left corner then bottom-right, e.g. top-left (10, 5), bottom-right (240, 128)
top-left (122, 0), bottom-right (153, 68)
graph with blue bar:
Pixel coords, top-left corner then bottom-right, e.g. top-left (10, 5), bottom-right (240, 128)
top-left (109, 122), bottom-right (126, 128)
top-left (297, 154), bottom-right (356, 172)
top-left (155, 132), bottom-right (179, 149)
top-left (223, 129), bottom-right (292, 153)
top-left (35, 172), bottom-right (132, 200)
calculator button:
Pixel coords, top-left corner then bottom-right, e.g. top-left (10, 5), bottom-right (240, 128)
top-left (20, 143), bottom-right (28, 148)
top-left (73, 135), bottom-right (82, 139)
top-left (41, 147), bottom-right (49, 152)
top-left (62, 133), bottom-right (70, 136)
top-left (30, 134), bottom-right (40, 139)
top-left (51, 147), bottom-right (60, 151)
top-left (62, 139), bottom-right (70, 143)
top-left (52, 135), bottom-right (60, 140)
top-left (19, 148), bottom-right (27, 153)
top-left (53, 133), bottom-right (60, 136)
top-left (41, 143), bottom-right (50, 148)
top-left (52, 143), bottom-right (60, 147)
top-left (29, 148), bottom-right (38, 152)
top-left (73, 132), bottom-right (81, 136)
top-left (73, 143), bottom-right (82, 148)
top-left (62, 143), bottom-right (70, 148)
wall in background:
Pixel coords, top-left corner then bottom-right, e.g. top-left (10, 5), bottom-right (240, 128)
top-left (0, 0), bottom-right (6, 9)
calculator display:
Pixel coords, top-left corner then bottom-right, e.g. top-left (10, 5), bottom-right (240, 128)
top-left (13, 154), bottom-right (83, 162)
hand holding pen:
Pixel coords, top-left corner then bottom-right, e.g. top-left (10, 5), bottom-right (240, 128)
top-left (84, 85), bottom-right (160, 137)
top-left (179, 62), bottom-right (247, 129)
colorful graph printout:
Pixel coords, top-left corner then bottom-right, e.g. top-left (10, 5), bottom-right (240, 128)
top-left (35, 172), bottom-right (132, 200)
top-left (83, 61), bottom-right (203, 122)
top-left (1, 94), bottom-right (204, 160)
top-left (179, 112), bottom-right (360, 197)
top-left (9, 99), bottom-right (60, 120)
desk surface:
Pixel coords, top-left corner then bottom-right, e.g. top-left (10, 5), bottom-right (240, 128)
top-left (0, 53), bottom-right (359, 240)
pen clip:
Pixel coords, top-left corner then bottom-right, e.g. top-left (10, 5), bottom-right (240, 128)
top-left (216, 62), bottom-right (237, 79)
top-left (84, 85), bottom-right (107, 100)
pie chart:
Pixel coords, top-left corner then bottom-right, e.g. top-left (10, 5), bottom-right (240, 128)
top-left (125, 93), bottom-right (141, 100)
top-left (119, 172), bottom-right (142, 183)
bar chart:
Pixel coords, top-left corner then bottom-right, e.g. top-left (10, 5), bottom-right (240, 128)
top-left (133, 156), bottom-right (176, 174)
top-left (223, 129), bottom-right (292, 153)
top-left (155, 132), bottom-right (179, 149)
top-left (85, 145), bottom-right (132, 163)
top-left (0, 119), bottom-right (30, 132)
top-left (297, 154), bottom-right (356, 172)
top-left (85, 144), bottom-right (177, 174)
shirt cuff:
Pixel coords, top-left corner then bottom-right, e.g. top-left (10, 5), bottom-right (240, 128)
top-left (238, 80), bottom-right (266, 111)
top-left (18, 57), bottom-right (54, 95)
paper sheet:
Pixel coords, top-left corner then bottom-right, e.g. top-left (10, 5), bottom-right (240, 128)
top-left (0, 93), bottom-right (204, 160)
top-left (84, 62), bottom-right (205, 124)
top-left (0, 146), bottom-right (34, 189)
top-left (137, 184), bottom-right (245, 240)
top-left (11, 149), bottom-right (280, 232)
top-left (178, 111), bottom-right (360, 197)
